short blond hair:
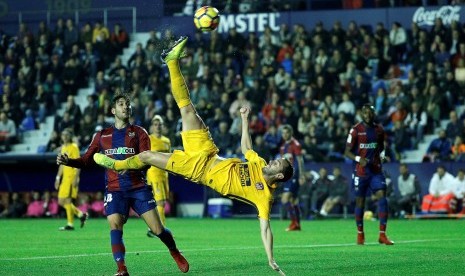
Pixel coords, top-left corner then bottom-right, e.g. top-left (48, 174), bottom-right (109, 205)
top-left (151, 114), bottom-right (164, 124)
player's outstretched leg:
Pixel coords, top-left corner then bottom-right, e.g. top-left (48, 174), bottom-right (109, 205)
top-left (162, 36), bottom-right (206, 132)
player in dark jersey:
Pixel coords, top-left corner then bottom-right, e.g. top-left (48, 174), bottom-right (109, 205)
top-left (344, 104), bottom-right (394, 246)
top-left (279, 124), bottom-right (304, 231)
top-left (56, 94), bottom-right (189, 275)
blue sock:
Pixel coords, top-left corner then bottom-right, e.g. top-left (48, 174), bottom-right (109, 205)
top-left (355, 207), bottom-right (364, 232)
top-left (378, 197), bottom-right (388, 232)
top-left (285, 202), bottom-right (296, 221)
top-left (110, 229), bottom-right (126, 270)
top-left (156, 228), bottom-right (176, 250)
top-left (294, 205), bottom-right (301, 224)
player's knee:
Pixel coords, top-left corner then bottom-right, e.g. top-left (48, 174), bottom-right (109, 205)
top-left (139, 151), bottom-right (151, 163)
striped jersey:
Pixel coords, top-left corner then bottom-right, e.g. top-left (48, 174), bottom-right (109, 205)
top-left (279, 137), bottom-right (302, 174)
top-left (346, 122), bottom-right (385, 177)
top-left (68, 124), bottom-right (150, 191)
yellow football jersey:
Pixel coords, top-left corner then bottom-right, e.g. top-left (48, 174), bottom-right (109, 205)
top-left (147, 134), bottom-right (171, 177)
top-left (61, 143), bottom-right (80, 177)
top-left (205, 150), bottom-right (275, 220)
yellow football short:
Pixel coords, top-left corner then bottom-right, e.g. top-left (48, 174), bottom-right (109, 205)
top-left (58, 175), bottom-right (78, 199)
top-left (165, 129), bottom-right (219, 183)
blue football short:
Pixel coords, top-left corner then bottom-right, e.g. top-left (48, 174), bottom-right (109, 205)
top-left (104, 186), bottom-right (156, 217)
top-left (283, 176), bottom-right (299, 196)
top-left (352, 173), bottom-right (386, 198)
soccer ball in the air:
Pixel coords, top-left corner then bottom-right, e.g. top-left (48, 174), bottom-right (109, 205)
top-left (194, 6), bottom-right (220, 32)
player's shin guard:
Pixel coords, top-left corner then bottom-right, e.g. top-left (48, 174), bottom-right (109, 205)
top-left (156, 228), bottom-right (176, 250)
top-left (110, 230), bottom-right (126, 271)
top-left (167, 61), bottom-right (191, 108)
top-left (378, 197), bottom-right (388, 232)
top-left (114, 155), bottom-right (145, 170)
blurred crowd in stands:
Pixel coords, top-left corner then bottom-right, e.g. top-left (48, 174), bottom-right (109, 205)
top-left (0, 191), bottom-right (105, 219)
top-left (1, 14), bottom-right (465, 161)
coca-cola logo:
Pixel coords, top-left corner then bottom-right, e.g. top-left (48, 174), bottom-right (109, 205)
top-left (413, 6), bottom-right (461, 26)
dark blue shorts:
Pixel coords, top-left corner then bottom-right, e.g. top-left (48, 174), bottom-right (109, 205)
top-left (104, 186), bottom-right (156, 217)
top-left (283, 177), bottom-right (299, 196)
top-left (352, 173), bottom-right (386, 198)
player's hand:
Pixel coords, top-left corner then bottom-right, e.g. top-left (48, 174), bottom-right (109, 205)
top-left (359, 157), bottom-right (369, 167)
top-left (269, 260), bottom-right (286, 276)
top-left (54, 178), bottom-right (60, 190)
top-left (239, 106), bottom-right (251, 119)
top-left (57, 153), bottom-right (69, 165)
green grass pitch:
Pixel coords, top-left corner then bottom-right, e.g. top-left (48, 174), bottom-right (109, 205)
top-left (0, 218), bottom-right (464, 275)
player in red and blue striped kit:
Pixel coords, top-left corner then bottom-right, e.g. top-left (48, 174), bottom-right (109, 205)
top-left (56, 94), bottom-right (189, 275)
top-left (344, 104), bottom-right (394, 245)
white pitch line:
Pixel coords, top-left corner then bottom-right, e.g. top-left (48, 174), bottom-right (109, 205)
top-left (0, 238), bottom-right (462, 261)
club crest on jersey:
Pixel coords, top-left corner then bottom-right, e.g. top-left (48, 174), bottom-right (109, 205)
top-left (128, 131), bottom-right (135, 137)
top-left (255, 182), bottom-right (264, 190)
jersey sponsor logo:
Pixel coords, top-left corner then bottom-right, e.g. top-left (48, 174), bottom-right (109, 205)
top-left (104, 147), bottom-right (135, 155)
top-left (128, 131), bottom-right (135, 137)
top-left (255, 182), bottom-right (264, 190)
top-left (358, 132), bottom-right (366, 135)
top-left (101, 134), bottom-right (112, 137)
top-left (239, 164), bottom-right (251, 186)
top-left (360, 142), bottom-right (377, 149)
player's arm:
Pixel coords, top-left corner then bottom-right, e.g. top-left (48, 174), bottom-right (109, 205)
top-left (344, 128), bottom-right (368, 167)
top-left (259, 218), bottom-right (285, 275)
top-left (54, 165), bottom-right (64, 190)
top-left (240, 106), bottom-right (253, 154)
top-left (73, 169), bottom-right (81, 188)
top-left (57, 132), bottom-right (102, 168)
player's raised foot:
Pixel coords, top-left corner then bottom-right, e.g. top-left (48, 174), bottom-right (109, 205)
top-left (169, 249), bottom-right (189, 273)
top-left (378, 234), bottom-right (394, 245)
top-left (80, 212), bottom-right (88, 228)
top-left (59, 225), bottom-right (75, 231)
top-left (93, 153), bottom-right (115, 169)
top-left (161, 36), bottom-right (188, 63)
top-left (357, 232), bottom-right (365, 245)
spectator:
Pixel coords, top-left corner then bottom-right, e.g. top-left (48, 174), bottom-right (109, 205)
top-left (424, 129), bottom-right (452, 162)
top-left (26, 191), bottom-right (45, 217)
top-left (421, 165), bottom-right (455, 214)
top-left (309, 167), bottom-right (330, 215)
top-left (319, 166), bottom-right (349, 217)
top-left (0, 110), bottom-right (17, 152)
top-left (19, 109), bottom-right (36, 132)
top-left (450, 136), bottom-right (465, 162)
top-left (46, 130), bottom-right (61, 152)
top-left (389, 22), bottom-right (407, 63)
top-left (297, 173), bottom-right (313, 220)
top-left (392, 163), bottom-right (421, 217)
top-left (445, 110), bottom-right (462, 141)
top-left (0, 192), bottom-right (26, 218)
top-left (404, 101), bottom-right (427, 149)
top-left (450, 169), bottom-right (465, 214)
top-left (63, 19), bottom-right (79, 51)
top-left (109, 23), bottom-right (129, 57)
top-left (90, 191), bottom-right (105, 217)
top-left (42, 191), bottom-right (59, 217)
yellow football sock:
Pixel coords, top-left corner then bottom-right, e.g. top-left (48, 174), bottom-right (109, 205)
top-left (167, 60), bottom-right (191, 108)
top-left (114, 155), bottom-right (146, 170)
top-left (64, 203), bottom-right (74, 225)
top-left (71, 204), bottom-right (82, 217)
top-left (157, 205), bottom-right (166, 226)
